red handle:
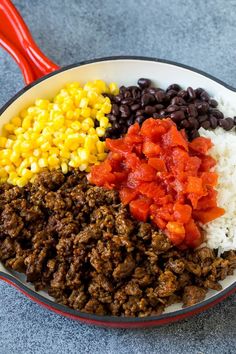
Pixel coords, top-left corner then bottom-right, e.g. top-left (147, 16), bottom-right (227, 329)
top-left (0, 0), bottom-right (60, 85)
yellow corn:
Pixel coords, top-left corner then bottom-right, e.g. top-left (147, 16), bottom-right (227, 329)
top-left (0, 79), bottom-right (115, 186)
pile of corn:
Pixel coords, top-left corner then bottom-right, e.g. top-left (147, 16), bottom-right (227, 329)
top-left (0, 80), bottom-right (119, 187)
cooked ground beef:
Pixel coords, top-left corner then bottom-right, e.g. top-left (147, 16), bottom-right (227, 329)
top-left (0, 169), bottom-right (235, 317)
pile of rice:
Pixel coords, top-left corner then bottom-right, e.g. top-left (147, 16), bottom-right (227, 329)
top-left (199, 126), bottom-right (236, 253)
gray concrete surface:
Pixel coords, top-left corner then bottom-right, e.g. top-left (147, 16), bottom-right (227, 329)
top-left (0, 0), bottom-right (236, 353)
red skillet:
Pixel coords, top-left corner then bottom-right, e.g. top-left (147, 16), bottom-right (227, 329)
top-left (0, 0), bottom-right (235, 328)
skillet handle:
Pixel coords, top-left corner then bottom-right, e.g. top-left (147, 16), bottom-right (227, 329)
top-left (0, 0), bottom-right (60, 85)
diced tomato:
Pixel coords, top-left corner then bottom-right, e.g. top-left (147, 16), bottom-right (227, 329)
top-left (201, 172), bottom-right (218, 187)
top-left (189, 137), bottom-right (213, 154)
top-left (89, 160), bottom-right (115, 188)
top-left (152, 215), bottom-right (167, 229)
top-left (184, 219), bottom-right (203, 248)
top-left (173, 203), bottom-right (192, 224)
top-left (186, 176), bottom-right (203, 194)
top-left (113, 171), bottom-right (128, 183)
top-left (156, 195), bottom-right (174, 205)
top-left (162, 125), bottom-right (188, 151)
top-left (166, 221), bottom-right (186, 246)
top-left (196, 188), bottom-right (217, 210)
top-left (142, 140), bottom-right (161, 157)
top-left (129, 198), bottom-right (151, 222)
top-left (199, 155), bottom-right (216, 172)
top-left (187, 193), bottom-right (201, 209)
top-left (138, 182), bottom-right (165, 199)
top-left (148, 157), bottom-right (167, 172)
top-left (120, 187), bottom-right (138, 205)
top-left (184, 156), bottom-right (201, 176)
top-left (171, 148), bottom-right (189, 172)
top-left (125, 153), bottom-right (141, 170)
top-left (106, 138), bottom-right (132, 155)
top-left (127, 122), bottom-right (140, 135)
top-left (140, 118), bottom-right (167, 141)
top-left (193, 207), bottom-right (225, 224)
top-left (132, 163), bottom-right (157, 181)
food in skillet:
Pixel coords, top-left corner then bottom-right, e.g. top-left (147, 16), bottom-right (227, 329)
top-left (0, 78), bottom-right (236, 317)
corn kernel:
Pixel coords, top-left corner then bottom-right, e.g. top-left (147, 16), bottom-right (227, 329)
top-left (96, 141), bottom-right (105, 154)
top-left (0, 137), bottom-right (7, 148)
top-left (79, 163), bottom-right (88, 171)
top-left (99, 116), bottom-right (109, 128)
top-left (97, 153), bottom-right (107, 161)
top-left (35, 99), bottom-right (49, 109)
top-left (61, 162), bottom-right (68, 174)
top-left (31, 162), bottom-right (40, 173)
top-left (109, 82), bottom-right (119, 95)
top-left (79, 97), bottom-right (89, 108)
top-left (4, 123), bottom-right (15, 132)
top-left (38, 158), bottom-right (48, 168)
top-left (81, 107), bottom-right (91, 118)
top-left (96, 127), bottom-right (105, 137)
top-left (11, 116), bottom-right (22, 127)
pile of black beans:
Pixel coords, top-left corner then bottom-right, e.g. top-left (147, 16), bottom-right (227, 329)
top-left (103, 78), bottom-right (235, 140)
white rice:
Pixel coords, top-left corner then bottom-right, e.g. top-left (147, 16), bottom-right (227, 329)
top-left (199, 125), bottom-right (236, 253)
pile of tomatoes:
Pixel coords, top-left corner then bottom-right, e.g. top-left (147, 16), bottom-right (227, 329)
top-left (89, 118), bottom-right (224, 249)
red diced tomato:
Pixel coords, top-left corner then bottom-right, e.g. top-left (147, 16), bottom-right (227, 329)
top-left (201, 172), bottom-right (218, 187)
top-left (132, 163), bottom-right (156, 181)
top-left (173, 203), bottom-right (192, 224)
top-left (193, 207), bottom-right (225, 224)
top-left (106, 138), bottom-right (132, 155)
top-left (148, 158), bottom-right (167, 172)
top-left (127, 122), bottom-right (140, 135)
top-left (142, 141), bottom-right (161, 157)
top-left (129, 198), bottom-right (151, 222)
top-left (138, 182), bottom-right (165, 199)
top-left (162, 125), bottom-right (188, 151)
top-left (189, 137), bottom-right (213, 154)
top-left (186, 176), bottom-right (203, 194)
top-left (140, 118), bottom-right (167, 141)
top-left (166, 221), bottom-right (186, 246)
top-left (196, 188), bottom-right (217, 210)
top-left (199, 155), bottom-right (216, 171)
top-left (125, 153), bottom-right (141, 170)
top-left (119, 187), bottom-right (138, 205)
top-left (184, 219), bottom-right (203, 248)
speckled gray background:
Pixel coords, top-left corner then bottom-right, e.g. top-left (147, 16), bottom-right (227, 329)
top-left (0, 0), bottom-right (236, 353)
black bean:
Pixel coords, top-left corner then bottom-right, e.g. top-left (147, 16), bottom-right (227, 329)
top-left (135, 116), bottom-right (146, 124)
top-left (136, 109), bottom-right (145, 116)
top-left (187, 87), bottom-right (196, 100)
top-left (187, 104), bottom-right (198, 117)
top-left (141, 93), bottom-right (155, 106)
top-left (94, 119), bottom-right (100, 128)
top-left (137, 78), bottom-right (151, 89)
top-left (179, 105), bottom-right (188, 112)
top-left (170, 110), bottom-right (185, 122)
top-left (114, 95), bottom-right (122, 103)
top-left (155, 90), bottom-right (166, 103)
top-left (112, 104), bottom-right (119, 116)
top-left (200, 91), bottom-right (210, 102)
top-left (171, 96), bottom-right (186, 106)
top-left (166, 83), bottom-right (181, 92)
top-left (191, 130), bottom-right (200, 139)
top-left (201, 121), bottom-right (211, 129)
top-left (178, 90), bottom-right (189, 100)
top-left (147, 87), bottom-right (157, 95)
top-left (121, 98), bottom-right (133, 105)
top-left (130, 103), bottom-right (141, 111)
top-left (120, 105), bottom-right (130, 118)
top-left (219, 117), bottom-right (234, 131)
top-left (181, 119), bottom-right (191, 129)
top-left (166, 89), bottom-right (178, 99)
top-left (160, 110), bottom-right (166, 117)
top-left (209, 115), bottom-right (218, 129)
top-left (124, 91), bottom-right (132, 98)
top-left (155, 104), bottom-right (165, 111)
top-left (108, 114), bottom-right (117, 122)
top-left (145, 106), bottom-right (156, 115)
top-left (119, 86), bottom-right (126, 95)
top-left (198, 114), bottom-right (208, 123)
top-left (196, 102), bottom-right (209, 114)
top-left (104, 127), bottom-right (115, 137)
top-left (210, 109), bottom-right (224, 120)
top-left (153, 113), bottom-right (161, 118)
top-left (166, 104), bottom-right (180, 113)
top-left (131, 87), bottom-right (141, 99)
top-left (113, 122), bottom-right (121, 130)
top-left (209, 99), bottom-right (218, 108)
top-left (188, 117), bottom-right (199, 130)
top-left (194, 88), bottom-right (204, 97)
top-left (127, 117), bottom-right (135, 126)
